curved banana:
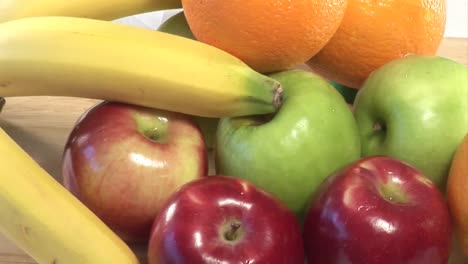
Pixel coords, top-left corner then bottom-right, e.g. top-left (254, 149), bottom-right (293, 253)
top-left (0, 128), bottom-right (139, 264)
top-left (0, 16), bottom-right (282, 118)
top-left (0, 0), bottom-right (181, 23)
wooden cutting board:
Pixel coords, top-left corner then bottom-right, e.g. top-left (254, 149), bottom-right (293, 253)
top-left (0, 38), bottom-right (467, 264)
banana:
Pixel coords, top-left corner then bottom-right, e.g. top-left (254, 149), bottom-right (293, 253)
top-left (0, 0), bottom-right (182, 23)
top-left (0, 16), bottom-right (283, 118)
top-left (0, 128), bottom-right (140, 264)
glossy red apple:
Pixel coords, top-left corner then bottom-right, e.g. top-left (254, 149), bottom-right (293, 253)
top-left (147, 175), bottom-right (305, 263)
top-left (62, 101), bottom-right (208, 243)
top-left (303, 156), bottom-right (452, 264)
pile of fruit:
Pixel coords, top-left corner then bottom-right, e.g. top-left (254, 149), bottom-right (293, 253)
top-left (0, 0), bottom-right (466, 264)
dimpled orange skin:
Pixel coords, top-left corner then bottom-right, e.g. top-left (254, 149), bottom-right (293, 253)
top-left (447, 134), bottom-right (468, 255)
top-left (307, 0), bottom-right (447, 89)
top-left (181, 0), bottom-right (348, 73)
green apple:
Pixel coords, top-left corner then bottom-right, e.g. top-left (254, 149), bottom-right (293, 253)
top-left (353, 55), bottom-right (468, 191)
top-left (157, 12), bottom-right (355, 152)
top-left (158, 11), bottom-right (219, 151)
top-left (215, 69), bottom-right (361, 219)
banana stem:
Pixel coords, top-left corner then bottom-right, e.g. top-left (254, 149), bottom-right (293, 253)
top-left (273, 85), bottom-right (283, 111)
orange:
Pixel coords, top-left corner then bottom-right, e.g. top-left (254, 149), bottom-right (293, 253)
top-left (447, 134), bottom-right (468, 255)
top-left (307, 0), bottom-right (447, 89)
top-left (181, 0), bottom-right (348, 73)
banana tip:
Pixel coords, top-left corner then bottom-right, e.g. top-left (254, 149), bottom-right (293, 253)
top-left (273, 84), bottom-right (283, 111)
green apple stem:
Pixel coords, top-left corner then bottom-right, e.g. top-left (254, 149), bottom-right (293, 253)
top-left (224, 222), bottom-right (242, 241)
top-left (373, 122), bottom-right (386, 132)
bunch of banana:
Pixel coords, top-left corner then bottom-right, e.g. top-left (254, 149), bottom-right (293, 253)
top-left (0, 16), bottom-right (283, 118)
top-left (0, 128), bottom-right (140, 263)
top-left (0, 5), bottom-right (283, 264)
top-left (0, 0), bottom-right (182, 22)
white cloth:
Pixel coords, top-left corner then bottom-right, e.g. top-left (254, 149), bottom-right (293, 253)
top-left (113, 9), bottom-right (183, 30)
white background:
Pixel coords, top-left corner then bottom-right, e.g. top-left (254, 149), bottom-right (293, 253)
top-left (116, 0), bottom-right (468, 38)
top-left (445, 0), bottom-right (467, 37)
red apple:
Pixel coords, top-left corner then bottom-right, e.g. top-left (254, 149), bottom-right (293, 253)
top-left (303, 156), bottom-right (452, 264)
top-left (147, 175), bottom-right (305, 263)
top-left (62, 101), bottom-right (208, 243)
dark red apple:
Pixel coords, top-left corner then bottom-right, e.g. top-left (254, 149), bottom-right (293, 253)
top-left (303, 156), bottom-right (452, 264)
top-left (147, 175), bottom-right (305, 263)
top-left (62, 101), bottom-right (208, 243)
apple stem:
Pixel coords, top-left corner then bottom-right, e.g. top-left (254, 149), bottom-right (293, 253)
top-left (224, 222), bottom-right (241, 241)
top-left (373, 122), bottom-right (386, 132)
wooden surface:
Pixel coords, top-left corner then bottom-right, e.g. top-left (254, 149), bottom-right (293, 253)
top-left (0, 38), bottom-right (467, 263)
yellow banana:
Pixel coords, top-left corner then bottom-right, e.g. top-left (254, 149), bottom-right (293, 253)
top-left (0, 128), bottom-right (140, 264)
top-left (0, 0), bottom-right (182, 23)
top-left (0, 16), bottom-right (282, 118)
